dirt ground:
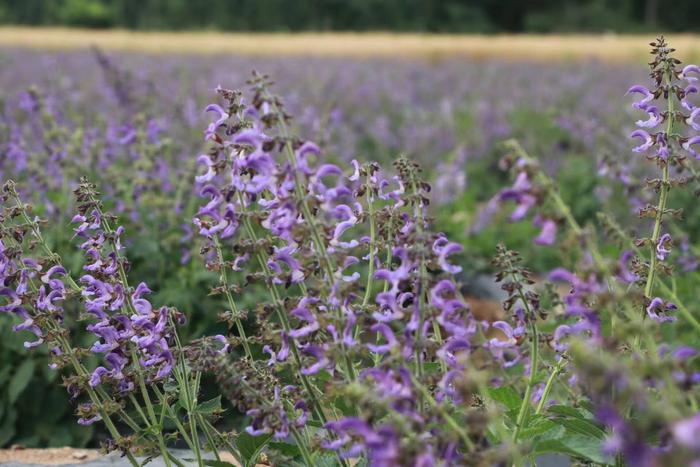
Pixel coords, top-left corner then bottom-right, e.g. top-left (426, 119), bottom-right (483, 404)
top-left (0, 447), bottom-right (101, 465)
top-left (0, 447), bottom-right (243, 466)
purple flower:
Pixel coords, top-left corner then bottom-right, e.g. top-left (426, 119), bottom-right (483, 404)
top-left (672, 412), bottom-right (700, 450)
top-left (626, 85), bottom-right (655, 109)
top-left (646, 297), bottom-right (677, 323)
top-left (367, 323), bottom-right (399, 354)
top-left (195, 154), bottom-right (217, 183)
top-left (635, 105), bottom-right (662, 128)
top-left (533, 217), bottom-right (557, 246)
top-left (486, 321), bottom-right (524, 367)
top-left (656, 233), bottom-right (672, 261)
top-left (683, 136), bottom-right (700, 159)
top-left (498, 171), bottom-right (537, 221)
top-left (204, 103), bottom-right (229, 141)
top-left (686, 107), bottom-right (700, 131)
top-left (681, 85), bottom-right (698, 111)
top-left (288, 298), bottom-right (320, 339)
top-left (299, 344), bottom-right (332, 375)
top-left (432, 235), bottom-right (463, 274)
top-left (681, 64), bottom-right (700, 83)
top-left (630, 129), bottom-right (654, 153)
top-left (617, 250), bottom-right (639, 284)
top-left (330, 204), bottom-right (360, 249)
top-left (267, 246), bottom-right (305, 284)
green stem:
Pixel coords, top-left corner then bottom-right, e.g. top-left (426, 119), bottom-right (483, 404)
top-left (212, 236), bottom-right (253, 359)
top-left (152, 387), bottom-right (197, 452)
top-left (535, 358), bottom-right (566, 415)
top-left (259, 90), bottom-right (357, 385)
top-left (411, 375), bottom-right (474, 451)
top-left (362, 176), bottom-right (376, 308)
top-left (290, 427), bottom-right (316, 467)
top-left (409, 177), bottom-right (427, 381)
top-left (199, 416), bottom-right (241, 461)
top-left (232, 191), bottom-right (349, 423)
top-left (604, 216), bottom-right (700, 333)
top-left (513, 320), bottom-right (538, 442)
top-left (643, 66), bottom-right (674, 301)
top-left (0, 222), bottom-right (140, 465)
top-left (197, 414), bottom-right (222, 462)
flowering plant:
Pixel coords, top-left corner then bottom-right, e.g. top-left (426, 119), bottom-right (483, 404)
top-left (2, 37), bottom-right (700, 466)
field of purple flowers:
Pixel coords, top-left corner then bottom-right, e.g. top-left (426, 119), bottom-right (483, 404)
top-left (2, 37), bottom-right (700, 466)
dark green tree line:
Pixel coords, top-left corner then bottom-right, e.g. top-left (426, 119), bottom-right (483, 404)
top-left (0, 0), bottom-right (697, 34)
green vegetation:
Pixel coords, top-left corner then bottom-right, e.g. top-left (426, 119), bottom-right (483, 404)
top-left (0, 0), bottom-right (698, 33)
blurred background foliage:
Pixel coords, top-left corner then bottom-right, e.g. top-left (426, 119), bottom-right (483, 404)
top-left (0, 0), bottom-right (698, 33)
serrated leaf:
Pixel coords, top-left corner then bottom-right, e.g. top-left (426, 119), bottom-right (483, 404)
top-left (9, 360), bottom-right (35, 404)
top-left (197, 395), bottom-right (223, 415)
top-left (237, 431), bottom-right (271, 467)
top-left (487, 386), bottom-right (522, 411)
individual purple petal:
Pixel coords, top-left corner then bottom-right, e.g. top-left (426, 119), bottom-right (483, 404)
top-left (626, 85), bottom-right (654, 109)
top-left (630, 129), bottom-right (653, 153)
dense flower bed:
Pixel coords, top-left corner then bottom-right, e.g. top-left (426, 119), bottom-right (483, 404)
top-left (1, 38), bottom-right (700, 466)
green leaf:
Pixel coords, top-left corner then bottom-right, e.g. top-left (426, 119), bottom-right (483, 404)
top-left (310, 453), bottom-right (342, 467)
top-left (237, 431), bottom-right (272, 467)
top-left (534, 435), bottom-right (611, 465)
top-left (268, 441), bottom-right (301, 458)
top-left (204, 461), bottom-right (237, 467)
top-left (555, 418), bottom-right (606, 440)
top-left (0, 409), bottom-right (17, 446)
top-left (547, 405), bottom-right (586, 419)
top-left (197, 395), bottom-right (223, 415)
top-left (560, 434), bottom-right (611, 464)
top-left (518, 415), bottom-right (557, 440)
top-left (547, 405), bottom-right (606, 439)
top-left (9, 360), bottom-right (35, 404)
top-left (332, 396), bottom-right (357, 417)
top-left (487, 386), bottom-right (522, 412)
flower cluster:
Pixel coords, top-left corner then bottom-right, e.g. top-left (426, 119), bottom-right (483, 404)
top-left (72, 181), bottom-right (177, 391)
